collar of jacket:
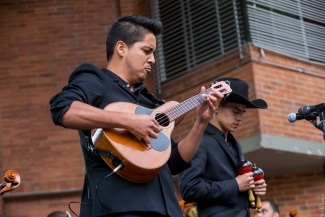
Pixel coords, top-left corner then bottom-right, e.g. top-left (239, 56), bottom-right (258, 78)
top-left (205, 123), bottom-right (235, 142)
top-left (101, 68), bottom-right (145, 91)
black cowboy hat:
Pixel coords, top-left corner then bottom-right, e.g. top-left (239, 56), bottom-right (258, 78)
top-left (215, 77), bottom-right (268, 109)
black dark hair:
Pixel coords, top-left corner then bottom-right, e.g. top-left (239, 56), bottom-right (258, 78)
top-left (106, 14), bottom-right (162, 61)
top-left (262, 199), bottom-right (280, 213)
top-left (219, 101), bottom-right (228, 107)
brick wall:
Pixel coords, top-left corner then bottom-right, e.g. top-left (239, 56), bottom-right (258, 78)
top-left (163, 48), bottom-right (258, 142)
top-left (249, 168), bottom-right (325, 217)
top-left (168, 45), bottom-right (325, 143)
top-left (4, 192), bottom-right (81, 217)
top-left (249, 46), bottom-right (325, 143)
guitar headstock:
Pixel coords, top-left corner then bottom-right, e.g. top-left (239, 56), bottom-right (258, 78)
top-left (210, 80), bottom-right (232, 99)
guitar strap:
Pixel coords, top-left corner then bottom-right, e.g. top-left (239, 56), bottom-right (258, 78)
top-left (141, 88), bottom-right (166, 106)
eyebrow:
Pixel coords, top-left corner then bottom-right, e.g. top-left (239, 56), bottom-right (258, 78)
top-left (234, 107), bottom-right (246, 112)
top-left (144, 46), bottom-right (154, 51)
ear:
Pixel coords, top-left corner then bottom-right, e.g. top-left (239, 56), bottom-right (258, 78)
top-left (273, 212), bottom-right (280, 217)
top-left (215, 107), bottom-right (219, 114)
top-left (115, 40), bottom-right (127, 57)
top-left (210, 112), bottom-right (217, 123)
top-left (215, 103), bottom-right (222, 114)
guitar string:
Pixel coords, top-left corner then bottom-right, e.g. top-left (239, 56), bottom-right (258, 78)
top-left (154, 88), bottom-right (211, 126)
top-left (154, 85), bottom-right (230, 126)
top-left (166, 91), bottom-right (209, 121)
top-left (170, 89), bottom-right (212, 118)
top-left (155, 87), bottom-right (227, 126)
top-left (161, 82), bottom-right (230, 122)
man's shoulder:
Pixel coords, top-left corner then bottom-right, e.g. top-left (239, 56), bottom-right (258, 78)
top-left (75, 63), bottom-right (102, 72)
top-left (68, 63), bottom-right (105, 82)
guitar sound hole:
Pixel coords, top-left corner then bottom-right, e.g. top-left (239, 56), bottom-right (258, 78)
top-left (155, 113), bottom-right (170, 127)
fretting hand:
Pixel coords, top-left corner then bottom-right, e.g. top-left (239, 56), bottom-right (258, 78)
top-left (197, 82), bottom-right (232, 123)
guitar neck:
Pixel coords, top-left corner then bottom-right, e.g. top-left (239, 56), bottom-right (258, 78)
top-left (164, 88), bottom-right (213, 122)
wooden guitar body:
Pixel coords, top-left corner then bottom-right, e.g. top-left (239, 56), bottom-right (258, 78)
top-left (92, 101), bottom-right (178, 183)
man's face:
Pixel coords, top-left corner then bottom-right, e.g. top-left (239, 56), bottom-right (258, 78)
top-left (213, 102), bottom-right (246, 135)
top-left (254, 201), bottom-right (279, 217)
top-left (123, 33), bottom-right (156, 84)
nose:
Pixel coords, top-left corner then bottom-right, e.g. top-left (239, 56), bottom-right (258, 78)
top-left (148, 53), bottom-right (155, 64)
top-left (255, 212), bottom-right (263, 217)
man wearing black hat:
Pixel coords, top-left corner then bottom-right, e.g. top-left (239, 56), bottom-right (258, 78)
top-left (178, 78), bottom-right (268, 217)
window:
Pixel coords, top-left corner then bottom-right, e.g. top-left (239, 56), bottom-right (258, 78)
top-left (246, 0), bottom-right (325, 63)
top-left (150, 0), bottom-right (244, 81)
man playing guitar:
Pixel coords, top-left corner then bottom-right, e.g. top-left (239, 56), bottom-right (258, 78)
top-left (50, 14), bottom-right (231, 217)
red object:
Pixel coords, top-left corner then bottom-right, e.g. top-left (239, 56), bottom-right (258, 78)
top-left (237, 157), bottom-right (253, 174)
top-left (252, 164), bottom-right (264, 181)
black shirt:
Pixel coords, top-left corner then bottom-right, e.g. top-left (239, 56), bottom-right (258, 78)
top-left (50, 63), bottom-right (189, 217)
top-left (179, 123), bottom-right (250, 217)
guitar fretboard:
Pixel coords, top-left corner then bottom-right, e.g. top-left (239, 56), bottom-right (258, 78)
top-left (164, 88), bottom-right (213, 122)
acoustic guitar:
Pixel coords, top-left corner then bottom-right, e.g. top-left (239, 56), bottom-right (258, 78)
top-left (91, 81), bottom-right (232, 182)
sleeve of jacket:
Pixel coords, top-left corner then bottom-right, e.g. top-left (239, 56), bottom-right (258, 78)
top-left (178, 139), bottom-right (239, 204)
top-left (49, 63), bottom-right (105, 127)
top-left (167, 138), bottom-right (191, 175)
